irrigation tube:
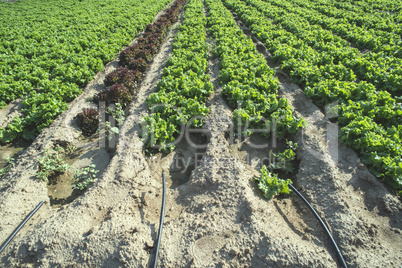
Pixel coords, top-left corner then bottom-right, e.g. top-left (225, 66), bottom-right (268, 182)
top-left (153, 172), bottom-right (166, 268)
top-left (0, 200), bottom-right (44, 255)
top-left (288, 184), bottom-right (348, 268)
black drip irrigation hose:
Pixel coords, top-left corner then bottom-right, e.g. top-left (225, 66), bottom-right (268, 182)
top-left (0, 200), bottom-right (44, 255)
top-left (288, 184), bottom-right (348, 268)
top-left (153, 172), bottom-right (166, 268)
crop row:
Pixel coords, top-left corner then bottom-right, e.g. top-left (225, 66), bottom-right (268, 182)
top-left (238, 0), bottom-right (401, 116)
top-left (237, 0), bottom-right (401, 121)
top-left (205, 0), bottom-right (301, 198)
top-left (339, 0), bottom-right (402, 24)
top-left (290, 0), bottom-right (402, 37)
top-left (275, 0), bottom-right (402, 56)
top-left (321, 0), bottom-right (402, 16)
top-left (76, 0), bottom-right (186, 138)
top-left (0, 0), bottom-right (172, 143)
top-left (244, 0), bottom-right (402, 96)
top-left (224, 0), bottom-right (401, 193)
top-left (206, 0), bottom-right (304, 140)
top-left (269, 0), bottom-right (402, 58)
top-left (143, 0), bottom-right (212, 153)
top-left (324, 0), bottom-right (402, 24)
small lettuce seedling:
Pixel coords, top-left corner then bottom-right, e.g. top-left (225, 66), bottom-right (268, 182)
top-left (254, 165), bottom-right (292, 199)
top-left (72, 164), bottom-right (99, 191)
top-left (36, 146), bottom-right (70, 182)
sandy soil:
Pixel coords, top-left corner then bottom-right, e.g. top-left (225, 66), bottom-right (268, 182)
top-left (0, 1), bottom-right (401, 267)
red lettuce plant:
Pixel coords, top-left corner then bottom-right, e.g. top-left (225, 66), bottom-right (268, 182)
top-left (94, 83), bottom-right (132, 108)
top-left (75, 108), bottom-right (100, 136)
top-left (105, 67), bottom-right (142, 93)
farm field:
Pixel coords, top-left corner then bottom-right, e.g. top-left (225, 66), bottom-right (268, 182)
top-left (0, 0), bottom-right (401, 267)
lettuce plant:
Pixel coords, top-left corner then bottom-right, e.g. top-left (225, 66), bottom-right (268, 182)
top-left (254, 165), bottom-right (292, 199)
top-left (75, 108), bottom-right (100, 137)
top-left (94, 83), bottom-right (132, 108)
